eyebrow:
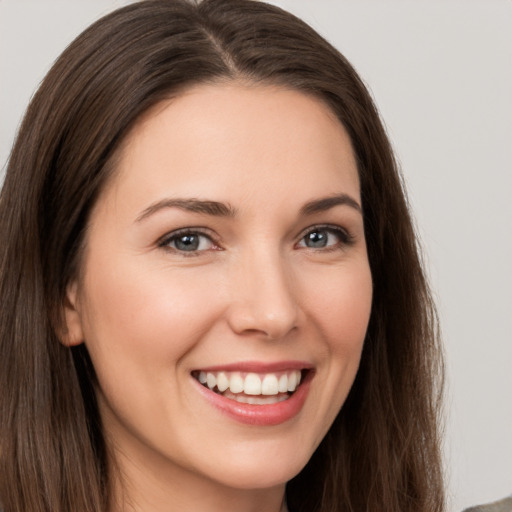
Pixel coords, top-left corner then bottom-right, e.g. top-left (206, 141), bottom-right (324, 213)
top-left (136, 193), bottom-right (361, 223)
top-left (300, 194), bottom-right (362, 215)
top-left (136, 198), bottom-right (237, 222)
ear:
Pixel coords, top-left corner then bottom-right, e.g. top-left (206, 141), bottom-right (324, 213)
top-left (60, 281), bottom-right (85, 346)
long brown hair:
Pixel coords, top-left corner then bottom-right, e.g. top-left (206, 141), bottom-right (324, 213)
top-left (0, 1), bottom-right (444, 511)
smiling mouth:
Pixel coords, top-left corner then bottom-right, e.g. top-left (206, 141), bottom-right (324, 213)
top-left (191, 369), bottom-right (307, 405)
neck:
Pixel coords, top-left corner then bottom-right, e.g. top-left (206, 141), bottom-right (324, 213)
top-left (109, 445), bottom-right (288, 512)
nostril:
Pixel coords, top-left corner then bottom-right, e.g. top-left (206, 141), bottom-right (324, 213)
top-left (224, 276), bottom-right (299, 340)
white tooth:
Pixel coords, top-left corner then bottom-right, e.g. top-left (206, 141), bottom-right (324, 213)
top-left (217, 372), bottom-right (229, 392)
top-left (222, 389), bottom-right (291, 405)
top-left (278, 374), bottom-right (288, 393)
top-left (287, 371), bottom-right (297, 392)
top-left (244, 373), bottom-right (262, 395)
top-left (229, 372), bottom-right (244, 394)
top-left (236, 394), bottom-right (289, 405)
top-left (206, 372), bottom-right (217, 390)
top-left (261, 374), bottom-right (279, 395)
top-left (296, 370), bottom-right (302, 385)
top-left (198, 371), bottom-right (207, 384)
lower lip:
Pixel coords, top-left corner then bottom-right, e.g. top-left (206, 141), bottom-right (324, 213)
top-left (193, 372), bottom-right (313, 426)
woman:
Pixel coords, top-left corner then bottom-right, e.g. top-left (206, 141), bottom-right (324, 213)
top-left (0, 1), bottom-right (444, 511)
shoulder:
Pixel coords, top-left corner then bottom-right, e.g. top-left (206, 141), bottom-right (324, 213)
top-left (463, 496), bottom-right (512, 512)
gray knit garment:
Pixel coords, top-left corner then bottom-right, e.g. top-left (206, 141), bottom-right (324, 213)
top-left (464, 496), bottom-right (512, 512)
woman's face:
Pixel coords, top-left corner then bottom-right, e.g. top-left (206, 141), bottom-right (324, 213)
top-left (65, 84), bottom-right (372, 499)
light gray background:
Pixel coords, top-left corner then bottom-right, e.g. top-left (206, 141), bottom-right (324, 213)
top-left (1, 1), bottom-right (511, 511)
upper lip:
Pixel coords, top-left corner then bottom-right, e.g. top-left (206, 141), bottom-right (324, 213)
top-left (192, 360), bottom-right (313, 373)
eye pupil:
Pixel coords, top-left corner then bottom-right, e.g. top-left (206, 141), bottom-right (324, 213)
top-left (175, 234), bottom-right (199, 251)
top-left (306, 231), bottom-right (328, 248)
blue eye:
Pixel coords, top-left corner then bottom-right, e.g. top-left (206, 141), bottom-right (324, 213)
top-left (298, 226), bottom-right (351, 249)
top-left (161, 231), bottom-right (215, 253)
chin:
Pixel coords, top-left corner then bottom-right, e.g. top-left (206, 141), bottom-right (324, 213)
top-left (209, 462), bottom-right (304, 491)
top-left (195, 439), bottom-right (314, 491)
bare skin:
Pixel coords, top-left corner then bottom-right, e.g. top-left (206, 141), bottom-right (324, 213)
top-left (63, 83), bottom-right (372, 512)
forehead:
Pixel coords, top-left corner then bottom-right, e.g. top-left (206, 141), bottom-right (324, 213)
top-left (96, 83), bottom-right (360, 218)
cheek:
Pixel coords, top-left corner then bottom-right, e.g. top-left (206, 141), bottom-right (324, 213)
top-left (294, 259), bottom-right (372, 445)
top-left (302, 260), bottom-right (373, 351)
top-left (308, 260), bottom-right (372, 386)
top-left (78, 256), bottom-right (224, 376)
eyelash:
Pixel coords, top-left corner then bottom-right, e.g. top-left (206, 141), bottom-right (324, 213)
top-left (158, 228), bottom-right (219, 257)
top-left (158, 224), bottom-right (355, 256)
top-left (297, 224), bottom-right (355, 250)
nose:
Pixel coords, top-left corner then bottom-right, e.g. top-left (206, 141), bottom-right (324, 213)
top-left (225, 248), bottom-right (299, 340)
